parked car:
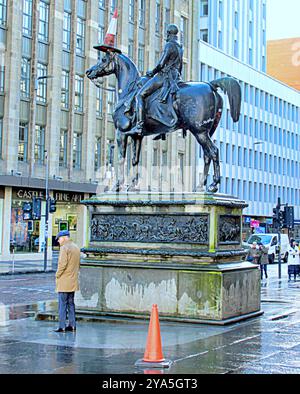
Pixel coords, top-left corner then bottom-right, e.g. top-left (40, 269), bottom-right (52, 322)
top-left (244, 233), bottom-right (290, 264)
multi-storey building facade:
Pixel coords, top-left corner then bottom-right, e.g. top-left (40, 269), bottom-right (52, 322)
top-left (0, 0), bottom-right (198, 261)
top-left (199, 0), bottom-right (267, 72)
top-left (197, 0), bottom-right (300, 238)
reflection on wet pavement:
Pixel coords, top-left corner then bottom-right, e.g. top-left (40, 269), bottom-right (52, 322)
top-left (0, 264), bottom-right (300, 373)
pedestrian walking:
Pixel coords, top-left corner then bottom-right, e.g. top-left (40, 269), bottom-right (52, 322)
top-left (257, 242), bottom-right (268, 279)
top-left (287, 239), bottom-right (300, 282)
top-left (246, 241), bottom-right (260, 264)
top-left (54, 230), bottom-right (81, 332)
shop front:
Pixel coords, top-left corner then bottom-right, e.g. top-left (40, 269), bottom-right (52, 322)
top-left (10, 188), bottom-right (45, 254)
top-left (51, 191), bottom-right (85, 249)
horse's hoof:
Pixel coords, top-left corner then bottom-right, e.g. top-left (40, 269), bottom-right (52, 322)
top-left (207, 184), bottom-right (218, 193)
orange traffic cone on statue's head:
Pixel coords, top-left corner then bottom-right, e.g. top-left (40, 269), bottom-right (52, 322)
top-left (93, 8), bottom-right (122, 54)
top-left (135, 304), bottom-right (172, 369)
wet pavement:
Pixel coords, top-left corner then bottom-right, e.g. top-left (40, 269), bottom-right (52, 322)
top-left (0, 251), bottom-right (58, 274)
top-left (1, 263), bottom-right (300, 374)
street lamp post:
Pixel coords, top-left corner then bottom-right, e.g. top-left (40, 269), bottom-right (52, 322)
top-left (44, 149), bottom-right (49, 272)
top-left (32, 75), bottom-right (52, 271)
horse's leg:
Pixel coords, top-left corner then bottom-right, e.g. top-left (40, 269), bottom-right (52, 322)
top-left (192, 92), bottom-right (223, 193)
top-left (113, 129), bottom-right (128, 191)
top-left (127, 135), bottom-right (143, 191)
top-left (201, 133), bottom-right (220, 193)
top-left (191, 128), bottom-right (212, 192)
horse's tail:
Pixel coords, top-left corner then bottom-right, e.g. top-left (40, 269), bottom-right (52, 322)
top-left (209, 77), bottom-right (241, 122)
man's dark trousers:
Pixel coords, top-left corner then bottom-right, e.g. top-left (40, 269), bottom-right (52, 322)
top-left (58, 292), bottom-right (76, 329)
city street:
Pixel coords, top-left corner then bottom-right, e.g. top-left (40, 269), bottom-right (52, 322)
top-left (1, 264), bottom-right (300, 374)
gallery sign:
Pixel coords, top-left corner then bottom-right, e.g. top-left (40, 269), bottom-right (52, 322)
top-left (13, 188), bottom-right (45, 200)
top-left (53, 191), bottom-right (84, 203)
top-left (13, 188), bottom-right (84, 204)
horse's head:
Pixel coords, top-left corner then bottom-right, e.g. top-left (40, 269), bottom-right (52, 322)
top-left (86, 51), bottom-right (117, 85)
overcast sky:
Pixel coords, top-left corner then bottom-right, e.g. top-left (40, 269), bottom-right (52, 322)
top-left (266, 0), bottom-right (300, 40)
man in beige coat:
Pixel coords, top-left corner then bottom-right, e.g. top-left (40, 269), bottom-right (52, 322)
top-left (54, 230), bottom-right (80, 333)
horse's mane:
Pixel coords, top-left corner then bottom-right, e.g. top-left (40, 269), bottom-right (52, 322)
top-left (118, 53), bottom-right (140, 83)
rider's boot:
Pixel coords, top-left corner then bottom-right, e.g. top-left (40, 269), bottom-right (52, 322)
top-left (126, 121), bottom-right (144, 136)
top-left (125, 99), bottom-right (144, 137)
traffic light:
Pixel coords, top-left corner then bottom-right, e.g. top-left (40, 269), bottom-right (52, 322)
top-left (49, 198), bottom-right (56, 213)
top-left (32, 197), bottom-right (42, 220)
top-left (22, 201), bottom-right (32, 220)
top-left (278, 210), bottom-right (284, 229)
top-left (283, 206), bottom-right (294, 229)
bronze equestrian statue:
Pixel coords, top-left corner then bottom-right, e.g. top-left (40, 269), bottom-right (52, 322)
top-left (86, 23), bottom-right (241, 193)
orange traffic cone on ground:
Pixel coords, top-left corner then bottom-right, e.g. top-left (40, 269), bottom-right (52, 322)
top-left (143, 304), bottom-right (164, 362)
top-left (135, 304), bottom-right (172, 369)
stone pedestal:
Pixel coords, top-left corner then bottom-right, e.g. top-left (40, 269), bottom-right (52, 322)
top-left (77, 192), bottom-right (262, 324)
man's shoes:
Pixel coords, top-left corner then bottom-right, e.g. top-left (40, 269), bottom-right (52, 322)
top-left (65, 326), bottom-right (76, 332)
top-left (53, 328), bottom-right (65, 333)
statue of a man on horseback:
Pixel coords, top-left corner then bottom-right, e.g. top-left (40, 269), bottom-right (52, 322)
top-left (86, 10), bottom-right (241, 193)
top-left (127, 24), bottom-right (183, 137)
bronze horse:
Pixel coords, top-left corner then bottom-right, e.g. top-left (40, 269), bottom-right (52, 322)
top-left (86, 51), bottom-right (241, 192)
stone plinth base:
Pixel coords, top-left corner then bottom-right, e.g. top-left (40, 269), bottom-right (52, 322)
top-left (78, 192), bottom-right (262, 324)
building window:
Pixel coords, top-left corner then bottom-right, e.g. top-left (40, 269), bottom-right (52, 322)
top-left (162, 150), bottom-right (168, 181)
top-left (200, 29), bottom-right (208, 42)
top-left (110, 0), bottom-right (116, 14)
top-left (99, 0), bottom-right (105, 9)
top-left (178, 152), bottom-right (184, 184)
top-left (34, 125), bottom-right (45, 164)
top-left (200, 0), bottom-right (208, 16)
top-left (63, 11), bottom-right (71, 50)
top-left (18, 123), bottom-right (28, 162)
top-left (139, 0), bottom-right (145, 27)
top-left (98, 24), bottom-right (104, 45)
top-left (248, 48), bottom-right (253, 65)
top-left (107, 85), bottom-right (115, 115)
top-left (76, 17), bottom-right (85, 56)
top-left (20, 58), bottom-right (31, 98)
top-left (73, 132), bottom-right (82, 169)
top-left (95, 137), bottom-right (101, 171)
top-left (61, 70), bottom-right (69, 109)
top-left (152, 147), bottom-right (158, 179)
top-left (22, 0), bottom-right (33, 36)
top-left (164, 4), bottom-right (170, 34)
top-left (234, 40), bottom-right (238, 58)
top-left (218, 30), bottom-right (223, 50)
top-left (59, 129), bottom-right (68, 167)
top-left (138, 44), bottom-right (145, 73)
top-left (219, 0), bottom-right (223, 19)
top-left (38, 1), bottom-right (49, 42)
top-left (0, 0), bottom-right (7, 26)
top-left (0, 118), bottom-right (2, 158)
top-left (0, 64), bottom-right (4, 92)
top-left (129, 0), bottom-right (134, 23)
top-left (36, 63), bottom-right (47, 103)
top-left (155, 1), bottom-right (161, 34)
top-left (96, 88), bottom-right (103, 116)
top-left (74, 75), bottom-right (84, 112)
top-left (180, 16), bottom-right (188, 49)
top-left (128, 39), bottom-right (134, 59)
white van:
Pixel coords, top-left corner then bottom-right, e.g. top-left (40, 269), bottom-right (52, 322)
top-left (244, 233), bottom-right (290, 264)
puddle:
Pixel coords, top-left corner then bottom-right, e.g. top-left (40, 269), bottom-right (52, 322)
top-left (0, 301), bottom-right (57, 326)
